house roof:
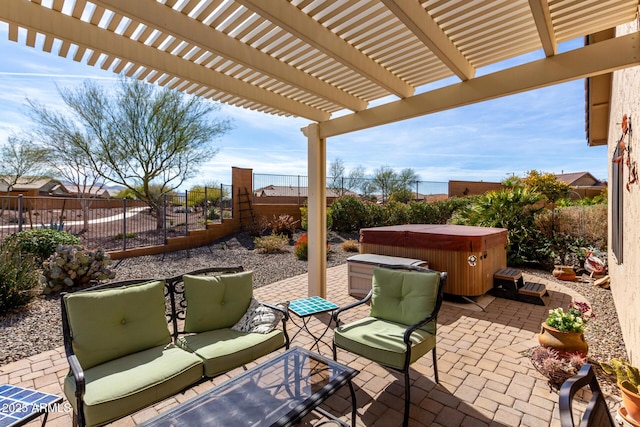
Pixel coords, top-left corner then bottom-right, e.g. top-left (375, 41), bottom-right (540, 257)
top-left (0, 176), bottom-right (68, 193)
top-left (1, 1), bottom-right (638, 136)
top-left (64, 184), bottom-right (111, 198)
top-left (255, 185), bottom-right (355, 198)
top-left (555, 171), bottom-right (603, 186)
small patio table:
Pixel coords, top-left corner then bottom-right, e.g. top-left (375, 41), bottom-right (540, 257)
top-left (138, 347), bottom-right (359, 426)
top-left (288, 296), bottom-right (339, 353)
top-left (0, 384), bottom-right (63, 427)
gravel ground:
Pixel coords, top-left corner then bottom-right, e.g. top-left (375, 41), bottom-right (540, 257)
top-left (522, 267), bottom-right (627, 395)
top-left (0, 232), bottom-right (628, 397)
top-left (0, 231), bottom-right (357, 366)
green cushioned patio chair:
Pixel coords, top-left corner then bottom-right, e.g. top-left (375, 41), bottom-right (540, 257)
top-left (332, 265), bottom-right (446, 427)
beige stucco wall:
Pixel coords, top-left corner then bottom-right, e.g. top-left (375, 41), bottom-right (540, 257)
top-left (607, 18), bottom-right (640, 366)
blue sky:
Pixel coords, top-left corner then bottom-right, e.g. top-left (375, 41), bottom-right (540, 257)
top-left (0, 23), bottom-right (608, 190)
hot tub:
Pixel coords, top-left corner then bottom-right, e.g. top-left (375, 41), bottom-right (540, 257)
top-left (359, 224), bottom-right (508, 297)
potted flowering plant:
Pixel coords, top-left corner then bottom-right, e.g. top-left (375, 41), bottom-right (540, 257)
top-left (538, 301), bottom-right (592, 357)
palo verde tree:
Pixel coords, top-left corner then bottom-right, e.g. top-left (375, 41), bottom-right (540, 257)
top-left (0, 135), bottom-right (51, 221)
top-left (28, 78), bottom-right (232, 228)
top-left (371, 166), bottom-right (418, 204)
top-left (0, 135), bottom-right (51, 193)
top-left (327, 157), bottom-right (366, 196)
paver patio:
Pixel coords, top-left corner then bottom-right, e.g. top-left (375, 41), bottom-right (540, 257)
top-left (0, 264), bottom-right (620, 426)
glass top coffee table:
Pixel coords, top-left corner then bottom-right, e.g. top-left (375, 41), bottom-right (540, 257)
top-left (139, 347), bottom-right (359, 427)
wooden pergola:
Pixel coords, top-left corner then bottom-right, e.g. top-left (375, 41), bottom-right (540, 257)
top-left (1, 0), bottom-right (638, 297)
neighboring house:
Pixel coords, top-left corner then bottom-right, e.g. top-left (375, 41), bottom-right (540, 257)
top-left (64, 184), bottom-right (111, 198)
top-left (586, 22), bottom-right (640, 365)
top-left (554, 171), bottom-right (602, 187)
top-left (254, 185), bottom-right (357, 200)
top-left (554, 171), bottom-right (607, 199)
top-left (0, 176), bottom-right (68, 196)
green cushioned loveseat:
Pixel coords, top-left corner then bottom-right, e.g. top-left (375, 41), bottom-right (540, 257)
top-left (61, 266), bottom-right (289, 427)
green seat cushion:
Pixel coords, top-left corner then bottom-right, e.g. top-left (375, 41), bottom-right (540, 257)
top-left (64, 344), bottom-right (203, 427)
top-left (177, 328), bottom-right (285, 377)
top-left (334, 317), bottom-right (436, 370)
top-left (64, 280), bottom-right (171, 369)
top-left (370, 267), bottom-right (440, 334)
top-left (183, 271), bottom-right (254, 333)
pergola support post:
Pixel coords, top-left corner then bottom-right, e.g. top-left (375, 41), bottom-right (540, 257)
top-left (304, 123), bottom-right (327, 298)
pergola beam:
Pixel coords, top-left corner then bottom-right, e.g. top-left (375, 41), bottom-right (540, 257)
top-left (528, 0), bottom-right (557, 56)
top-left (93, 0), bottom-right (367, 113)
top-left (319, 32), bottom-right (640, 138)
top-left (0, 0), bottom-right (329, 122)
top-left (237, 0), bottom-right (414, 99)
top-left (382, 0), bottom-right (474, 81)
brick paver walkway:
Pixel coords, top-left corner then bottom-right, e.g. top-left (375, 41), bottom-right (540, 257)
top-left (0, 264), bottom-right (620, 426)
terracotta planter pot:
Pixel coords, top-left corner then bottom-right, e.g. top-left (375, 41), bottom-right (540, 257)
top-left (552, 265), bottom-right (576, 281)
top-left (620, 383), bottom-right (640, 425)
top-left (538, 323), bottom-right (588, 357)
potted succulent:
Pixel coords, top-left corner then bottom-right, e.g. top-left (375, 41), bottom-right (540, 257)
top-left (538, 301), bottom-right (592, 357)
top-left (530, 346), bottom-right (586, 391)
top-left (601, 358), bottom-right (640, 424)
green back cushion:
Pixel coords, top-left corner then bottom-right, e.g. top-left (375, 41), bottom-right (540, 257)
top-left (370, 267), bottom-right (440, 327)
top-left (64, 280), bottom-right (171, 370)
top-left (183, 271), bottom-right (253, 333)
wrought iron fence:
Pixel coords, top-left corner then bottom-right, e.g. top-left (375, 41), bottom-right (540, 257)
top-left (253, 173), bottom-right (448, 204)
top-left (0, 185), bottom-right (232, 252)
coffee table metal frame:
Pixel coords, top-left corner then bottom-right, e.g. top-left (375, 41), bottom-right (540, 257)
top-left (139, 346), bottom-right (358, 426)
top-left (288, 296), bottom-right (339, 353)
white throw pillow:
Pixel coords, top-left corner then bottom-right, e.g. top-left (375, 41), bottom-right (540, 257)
top-left (231, 298), bottom-right (288, 334)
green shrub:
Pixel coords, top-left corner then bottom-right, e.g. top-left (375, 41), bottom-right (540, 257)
top-left (254, 234), bottom-right (289, 253)
top-left (300, 204), bottom-right (333, 231)
top-left (384, 201), bottom-right (410, 225)
top-left (452, 188), bottom-right (544, 265)
top-left (113, 232), bottom-right (138, 240)
top-left (4, 229), bottom-right (80, 262)
top-left (0, 240), bottom-right (40, 315)
top-left (363, 202), bottom-right (387, 228)
top-left (206, 207), bottom-right (221, 220)
top-left (40, 245), bottom-right (116, 293)
top-left (408, 196), bottom-right (476, 224)
top-left (330, 196), bottom-right (368, 232)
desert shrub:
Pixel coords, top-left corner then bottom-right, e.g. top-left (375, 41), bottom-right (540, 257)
top-left (270, 214), bottom-right (299, 238)
top-left (341, 239), bottom-right (360, 252)
top-left (293, 234), bottom-right (331, 260)
top-left (452, 188), bottom-right (544, 265)
top-left (300, 204), bottom-right (333, 231)
top-left (0, 240), bottom-right (40, 315)
top-left (294, 234), bottom-right (308, 260)
top-left (389, 188), bottom-right (413, 203)
top-left (113, 232), bottom-right (138, 240)
top-left (40, 245), bottom-right (116, 293)
top-left (558, 204), bottom-right (607, 251)
top-left (244, 217), bottom-right (270, 237)
top-left (254, 234), bottom-right (289, 254)
top-left (384, 201), bottom-right (410, 225)
top-left (5, 229), bottom-right (80, 262)
top-left (362, 202), bottom-right (387, 228)
top-left (408, 196), bottom-right (477, 224)
top-left (206, 207), bottom-right (221, 220)
top-left (330, 196), bottom-right (368, 232)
